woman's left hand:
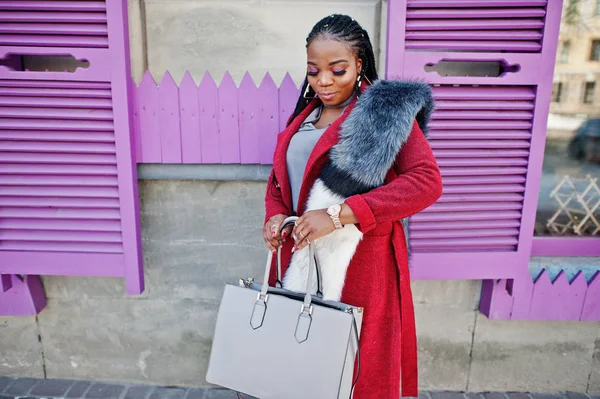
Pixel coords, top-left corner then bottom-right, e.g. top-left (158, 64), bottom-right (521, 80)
top-left (292, 209), bottom-right (335, 252)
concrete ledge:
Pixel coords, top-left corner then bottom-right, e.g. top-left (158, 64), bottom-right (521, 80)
top-left (137, 164), bottom-right (271, 181)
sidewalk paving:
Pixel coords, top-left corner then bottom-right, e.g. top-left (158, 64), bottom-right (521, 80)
top-left (0, 377), bottom-right (596, 399)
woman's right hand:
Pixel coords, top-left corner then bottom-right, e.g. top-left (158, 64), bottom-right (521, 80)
top-left (263, 214), bottom-right (293, 252)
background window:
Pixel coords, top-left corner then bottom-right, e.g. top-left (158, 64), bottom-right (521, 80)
top-left (590, 40), bottom-right (600, 61)
top-left (596, 0), bottom-right (600, 15)
top-left (560, 41), bottom-right (571, 63)
top-left (584, 82), bottom-right (596, 104)
top-left (552, 82), bottom-right (563, 102)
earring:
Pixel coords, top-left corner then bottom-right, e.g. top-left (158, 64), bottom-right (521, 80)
top-left (303, 84), bottom-right (317, 100)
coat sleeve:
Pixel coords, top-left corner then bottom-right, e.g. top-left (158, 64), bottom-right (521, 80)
top-left (264, 169), bottom-right (290, 224)
top-left (344, 121), bottom-right (443, 233)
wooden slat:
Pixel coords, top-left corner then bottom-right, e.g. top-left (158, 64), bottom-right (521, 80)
top-left (0, 23), bottom-right (108, 35)
top-left (407, 8), bottom-right (546, 19)
top-left (0, 1), bottom-right (106, 11)
top-left (0, 186), bottom-right (119, 198)
top-left (0, 119), bottom-right (114, 131)
top-left (0, 81), bottom-right (110, 89)
top-left (440, 166), bottom-right (528, 176)
top-left (412, 210), bottom-right (522, 222)
top-left (0, 230), bottom-right (122, 243)
top-left (0, 107), bottom-right (113, 120)
top-left (437, 158), bottom-right (528, 167)
top-left (407, 0), bottom-right (547, 7)
top-left (0, 141), bottom-right (116, 153)
top-left (0, 175), bottom-right (117, 186)
top-left (0, 207), bottom-right (121, 220)
top-left (0, 196), bottom-right (119, 208)
top-left (0, 34), bottom-right (108, 48)
top-left (0, 131), bottom-right (115, 143)
top-left (433, 87), bottom-right (535, 101)
top-left (406, 19), bottom-right (544, 31)
top-left (410, 220), bottom-right (521, 230)
top-left (0, 152), bottom-right (117, 164)
top-left (406, 30), bottom-right (543, 40)
top-left (0, 11), bottom-right (107, 23)
top-left (406, 40), bottom-right (541, 52)
top-left (0, 218), bottom-right (121, 232)
top-left (0, 96), bottom-right (112, 108)
top-left (0, 241), bottom-right (123, 253)
top-left (0, 87), bottom-right (111, 98)
top-left (411, 228), bottom-right (520, 239)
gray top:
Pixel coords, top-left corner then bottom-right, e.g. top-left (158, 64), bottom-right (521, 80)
top-left (287, 106), bottom-right (327, 212)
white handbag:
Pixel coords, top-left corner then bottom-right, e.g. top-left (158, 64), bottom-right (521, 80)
top-left (206, 216), bottom-right (363, 399)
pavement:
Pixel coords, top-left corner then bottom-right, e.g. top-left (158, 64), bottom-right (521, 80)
top-left (0, 377), bottom-right (596, 399)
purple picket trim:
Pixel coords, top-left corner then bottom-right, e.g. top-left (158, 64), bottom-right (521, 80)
top-left (218, 72), bottom-right (240, 163)
top-left (132, 71), bottom-right (300, 165)
top-left (582, 272), bottom-right (600, 322)
top-left (480, 279), bottom-right (513, 320)
top-left (158, 72), bottom-right (182, 163)
top-left (238, 73), bottom-right (259, 164)
top-left (137, 71), bottom-right (161, 162)
top-left (278, 73), bottom-right (299, 132)
top-left (258, 73), bottom-right (279, 164)
top-left (0, 275), bottom-right (46, 316)
top-left (1, 274), bottom-right (12, 292)
top-left (179, 72), bottom-right (202, 163)
top-left (198, 72), bottom-right (220, 164)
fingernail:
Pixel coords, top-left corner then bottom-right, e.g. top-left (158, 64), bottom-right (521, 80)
top-left (282, 232), bottom-right (288, 239)
top-left (292, 247), bottom-right (296, 253)
top-left (271, 232), bottom-right (276, 237)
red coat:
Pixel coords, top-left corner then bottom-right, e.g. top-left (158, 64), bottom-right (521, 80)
top-left (265, 99), bottom-right (442, 398)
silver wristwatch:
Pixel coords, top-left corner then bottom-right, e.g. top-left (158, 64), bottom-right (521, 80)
top-left (326, 203), bottom-right (343, 229)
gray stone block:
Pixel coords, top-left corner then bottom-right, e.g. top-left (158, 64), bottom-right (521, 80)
top-left (66, 381), bottom-right (92, 398)
top-left (484, 393), bottom-right (509, 399)
top-left (143, 1), bottom-right (380, 86)
top-left (124, 386), bottom-right (154, 399)
top-left (505, 393), bottom-right (531, 399)
top-left (38, 297), bottom-right (218, 387)
top-left (0, 377), bottom-right (14, 393)
top-left (137, 181), bottom-right (268, 301)
top-left (411, 280), bottom-right (482, 311)
top-left (203, 389), bottom-right (237, 399)
top-left (149, 387), bottom-right (187, 399)
top-left (185, 388), bottom-right (207, 399)
top-left (588, 337), bottom-right (600, 394)
top-left (30, 379), bottom-right (75, 397)
top-left (469, 316), bottom-right (597, 392)
top-left (0, 316), bottom-right (44, 377)
top-left (3, 377), bottom-right (38, 396)
top-left (465, 393), bottom-right (483, 399)
top-left (430, 392), bottom-right (466, 399)
top-left (530, 394), bottom-right (564, 399)
top-left (564, 393), bottom-right (590, 399)
top-left (415, 306), bottom-right (476, 391)
top-left (85, 383), bottom-right (126, 398)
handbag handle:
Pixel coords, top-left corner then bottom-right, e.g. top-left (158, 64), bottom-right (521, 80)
top-left (260, 216), bottom-right (321, 303)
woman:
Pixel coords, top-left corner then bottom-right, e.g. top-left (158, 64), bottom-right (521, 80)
top-left (262, 14), bottom-right (442, 398)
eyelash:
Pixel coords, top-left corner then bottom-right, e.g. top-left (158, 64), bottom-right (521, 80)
top-left (307, 70), bottom-right (347, 76)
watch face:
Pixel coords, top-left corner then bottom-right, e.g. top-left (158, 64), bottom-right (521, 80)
top-left (328, 204), bottom-right (341, 215)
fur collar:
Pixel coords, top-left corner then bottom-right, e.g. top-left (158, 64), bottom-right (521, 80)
top-left (320, 80), bottom-right (434, 197)
top-left (283, 79), bottom-right (435, 301)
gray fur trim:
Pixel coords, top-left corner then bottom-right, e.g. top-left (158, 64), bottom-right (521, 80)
top-left (329, 79), bottom-right (434, 189)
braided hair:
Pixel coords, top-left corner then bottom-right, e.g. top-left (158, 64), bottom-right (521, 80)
top-left (289, 14), bottom-right (379, 125)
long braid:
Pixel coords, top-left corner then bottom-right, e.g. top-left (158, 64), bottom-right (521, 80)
top-left (289, 14), bottom-right (379, 125)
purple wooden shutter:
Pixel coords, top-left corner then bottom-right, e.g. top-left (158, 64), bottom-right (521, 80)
top-left (387, 0), bottom-right (562, 280)
top-left (0, 0), bottom-right (143, 294)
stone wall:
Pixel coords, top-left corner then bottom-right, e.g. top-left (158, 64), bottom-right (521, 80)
top-left (1, 180), bottom-right (599, 393)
